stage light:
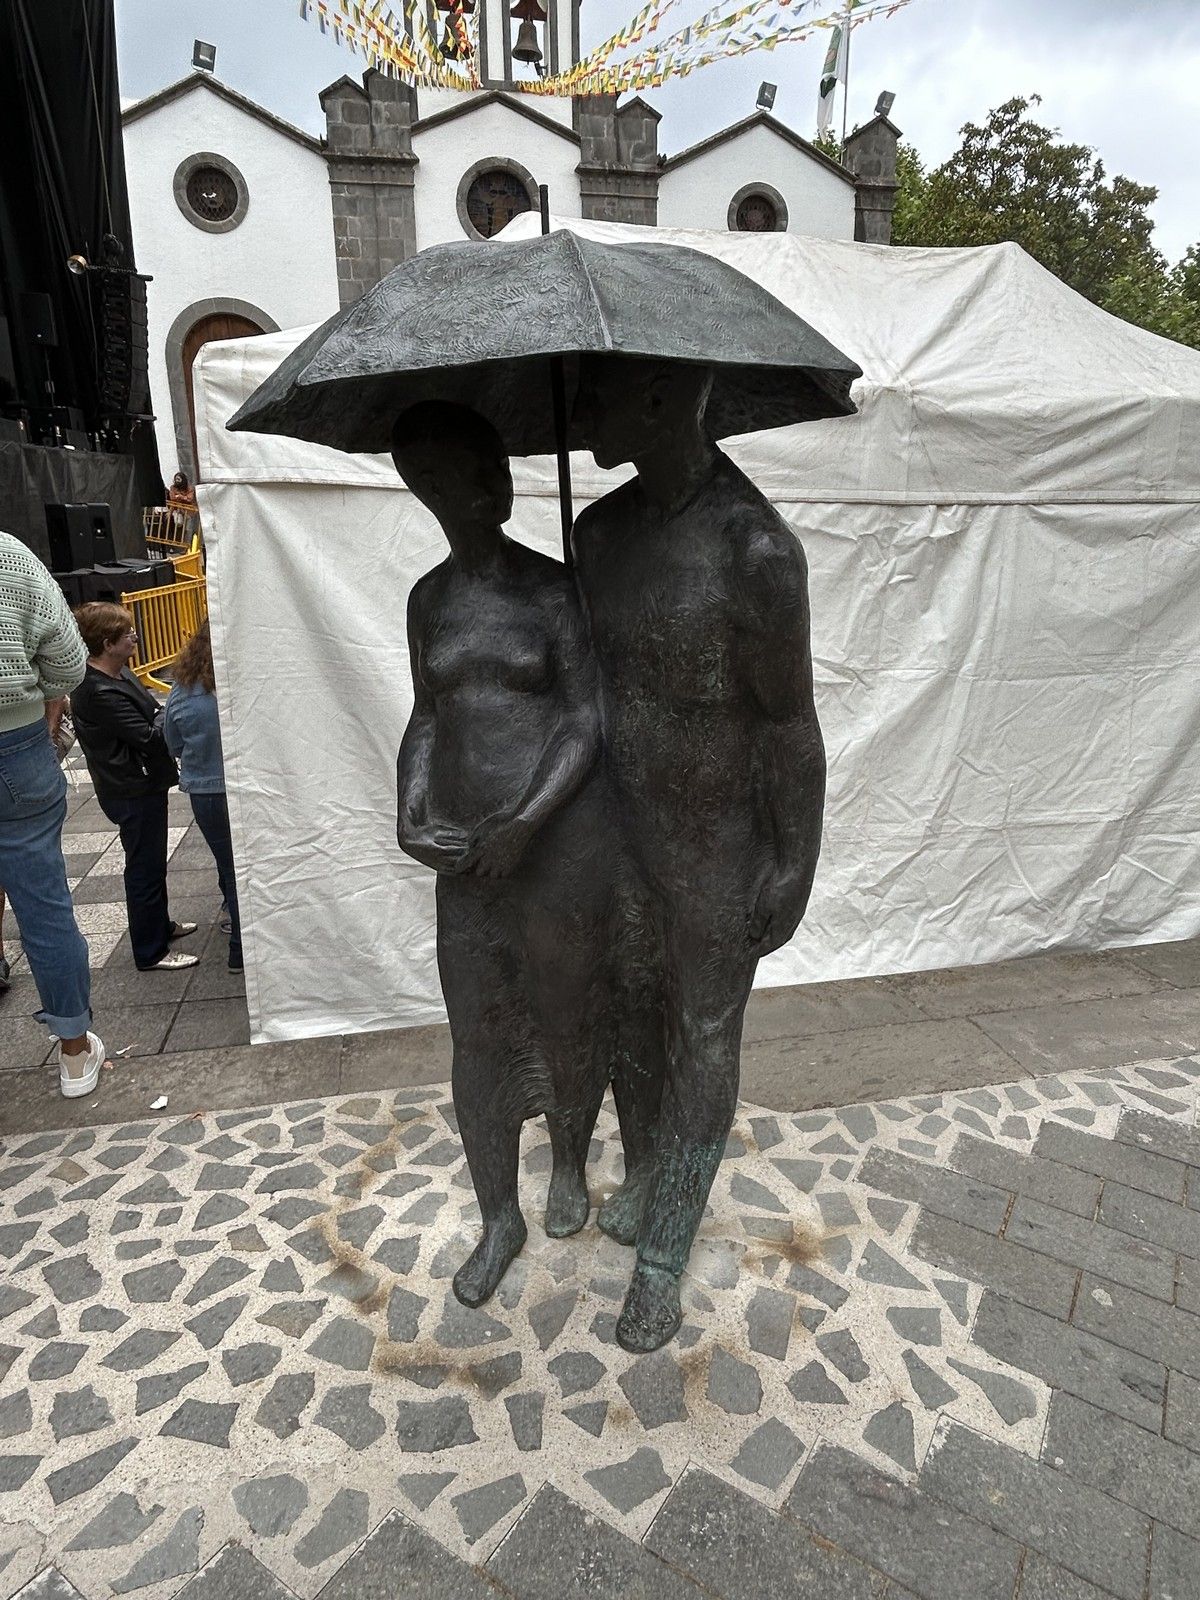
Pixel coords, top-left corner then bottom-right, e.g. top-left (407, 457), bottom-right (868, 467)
top-left (193, 39), bottom-right (217, 72)
top-left (67, 254), bottom-right (91, 276)
top-left (756, 82), bottom-right (777, 112)
top-left (875, 90), bottom-right (896, 117)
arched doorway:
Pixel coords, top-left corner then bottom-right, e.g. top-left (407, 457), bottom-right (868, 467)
top-left (165, 298), bottom-right (279, 482)
top-left (182, 311), bottom-right (263, 473)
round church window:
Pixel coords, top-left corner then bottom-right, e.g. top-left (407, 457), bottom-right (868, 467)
top-left (174, 153), bottom-right (249, 234)
top-left (727, 183), bottom-right (788, 234)
top-left (735, 192), bottom-right (779, 232)
top-left (465, 169), bottom-right (533, 239)
top-left (186, 165), bottom-right (239, 224)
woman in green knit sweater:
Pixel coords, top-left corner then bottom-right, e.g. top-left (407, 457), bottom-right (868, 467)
top-left (0, 530), bottom-right (109, 1096)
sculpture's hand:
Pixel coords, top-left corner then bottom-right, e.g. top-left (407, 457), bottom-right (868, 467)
top-left (399, 793), bottom-right (427, 831)
top-left (748, 867), bottom-right (814, 957)
top-left (461, 814), bottom-right (535, 880)
top-left (400, 822), bottom-right (471, 874)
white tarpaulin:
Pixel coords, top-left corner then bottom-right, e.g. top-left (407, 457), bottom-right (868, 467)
top-left (193, 219), bottom-right (1200, 1044)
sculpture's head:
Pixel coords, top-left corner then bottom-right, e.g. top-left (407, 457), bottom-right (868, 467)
top-left (391, 402), bottom-right (513, 531)
top-left (574, 356), bottom-right (714, 471)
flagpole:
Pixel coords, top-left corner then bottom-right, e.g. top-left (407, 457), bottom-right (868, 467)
top-left (840, 0), bottom-right (852, 153)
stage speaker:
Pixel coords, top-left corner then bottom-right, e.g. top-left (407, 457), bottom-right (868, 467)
top-left (97, 271), bottom-right (151, 416)
top-left (73, 568), bottom-right (113, 604)
top-left (153, 559), bottom-right (177, 587)
top-left (113, 560), bottom-right (156, 592)
top-left (0, 417), bottom-right (25, 444)
top-left (21, 292), bottom-right (57, 348)
top-left (52, 571), bottom-right (86, 608)
top-left (86, 504), bottom-right (116, 565)
top-left (45, 503), bottom-right (92, 571)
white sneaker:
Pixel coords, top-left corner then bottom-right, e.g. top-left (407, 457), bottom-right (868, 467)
top-left (141, 952), bottom-right (200, 971)
top-left (58, 1031), bottom-right (105, 1099)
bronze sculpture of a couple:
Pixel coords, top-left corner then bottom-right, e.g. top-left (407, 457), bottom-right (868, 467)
top-left (228, 228), bottom-right (859, 1354)
top-left (393, 357), bottom-right (825, 1354)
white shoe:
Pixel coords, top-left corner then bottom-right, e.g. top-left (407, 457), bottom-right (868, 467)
top-left (168, 921), bottom-right (198, 940)
top-left (58, 1031), bottom-right (105, 1099)
top-left (141, 952), bottom-right (200, 971)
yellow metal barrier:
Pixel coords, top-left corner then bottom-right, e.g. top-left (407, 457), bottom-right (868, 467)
top-left (123, 575), bottom-right (209, 693)
top-left (170, 537), bottom-right (204, 581)
top-left (143, 505), bottom-right (201, 556)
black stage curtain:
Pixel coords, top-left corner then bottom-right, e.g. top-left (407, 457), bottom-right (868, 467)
top-left (0, 0), bottom-right (162, 517)
top-left (0, 438), bottom-right (141, 565)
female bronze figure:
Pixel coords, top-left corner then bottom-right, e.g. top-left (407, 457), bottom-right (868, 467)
top-left (393, 401), bottom-right (618, 1308)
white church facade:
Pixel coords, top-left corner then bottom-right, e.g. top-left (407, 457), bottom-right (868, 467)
top-left (121, 20), bottom-right (899, 479)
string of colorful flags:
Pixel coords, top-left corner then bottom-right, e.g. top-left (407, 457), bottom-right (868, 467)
top-left (535, 0), bottom-right (914, 97)
top-left (295, 0), bottom-right (913, 99)
top-left (298, 0), bottom-right (478, 90)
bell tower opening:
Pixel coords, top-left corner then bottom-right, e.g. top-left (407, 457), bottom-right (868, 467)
top-left (475, 0), bottom-right (580, 88)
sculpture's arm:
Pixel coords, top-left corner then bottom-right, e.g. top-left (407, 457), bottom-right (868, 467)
top-left (463, 587), bottom-right (600, 880)
top-left (740, 536), bottom-right (827, 954)
top-left (397, 584), bottom-right (468, 873)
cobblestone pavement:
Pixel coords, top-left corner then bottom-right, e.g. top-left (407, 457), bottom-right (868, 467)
top-left (3, 1052), bottom-right (1200, 1598)
top-left (0, 758), bottom-right (244, 1090)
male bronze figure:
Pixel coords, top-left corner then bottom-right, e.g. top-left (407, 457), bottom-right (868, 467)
top-left (572, 356), bottom-right (827, 1353)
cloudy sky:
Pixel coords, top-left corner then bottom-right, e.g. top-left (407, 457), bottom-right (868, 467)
top-left (115, 0), bottom-right (1199, 263)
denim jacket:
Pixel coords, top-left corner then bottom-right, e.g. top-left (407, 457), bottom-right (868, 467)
top-left (163, 681), bottom-right (226, 794)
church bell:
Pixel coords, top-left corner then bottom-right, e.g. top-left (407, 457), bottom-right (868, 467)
top-left (512, 19), bottom-right (542, 62)
top-left (510, 0), bottom-right (546, 65)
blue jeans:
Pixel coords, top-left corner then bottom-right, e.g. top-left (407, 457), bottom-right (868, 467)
top-left (97, 791), bottom-right (172, 969)
top-left (0, 721), bottom-right (91, 1036)
top-left (190, 792), bottom-right (241, 967)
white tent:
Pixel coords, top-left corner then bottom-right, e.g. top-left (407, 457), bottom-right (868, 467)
top-left (193, 218), bottom-right (1200, 1044)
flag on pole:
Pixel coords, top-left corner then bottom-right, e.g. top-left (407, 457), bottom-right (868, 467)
top-left (816, 13), bottom-right (848, 134)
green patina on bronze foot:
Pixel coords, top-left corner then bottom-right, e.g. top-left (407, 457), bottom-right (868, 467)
top-left (616, 1263), bottom-right (683, 1353)
top-left (596, 1166), bottom-right (654, 1246)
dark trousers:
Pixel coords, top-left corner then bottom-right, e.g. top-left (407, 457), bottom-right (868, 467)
top-left (190, 792), bottom-right (242, 966)
top-left (99, 790), bottom-right (172, 969)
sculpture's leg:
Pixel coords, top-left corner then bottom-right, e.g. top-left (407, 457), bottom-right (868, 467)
top-left (598, 878), bottom-right (667, 1246)
top-left (452, 1068), bottom-right (527, 1307)
top-left (598, 1012), bottom-right (665, 1245)
top-left (522, 869), bottom-right (608, 1240)
top-left (436, 880), bottom-right (529, 1307)
top-left (544, 1110), bottom-right (591, 1237)
top-left (616, 918), bottom-right (755, 1353)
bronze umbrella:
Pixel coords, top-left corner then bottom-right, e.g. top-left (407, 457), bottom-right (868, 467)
top-left (227, 226), bottom-right (861, 557)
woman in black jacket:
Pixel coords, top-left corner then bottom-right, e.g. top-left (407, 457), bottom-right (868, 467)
top-left (71, 603), bottom-right (198, 972)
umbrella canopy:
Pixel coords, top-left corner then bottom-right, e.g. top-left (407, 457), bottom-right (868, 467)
top-left (227, 229), bottom-right (861, 456)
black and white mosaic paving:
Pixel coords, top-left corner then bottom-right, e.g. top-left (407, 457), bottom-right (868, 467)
top-left (1, 1054), bottom-right (1197, 1598)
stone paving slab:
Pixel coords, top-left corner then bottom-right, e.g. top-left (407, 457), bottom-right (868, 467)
top-left (2, 1052), bottom-right (1199, 1597)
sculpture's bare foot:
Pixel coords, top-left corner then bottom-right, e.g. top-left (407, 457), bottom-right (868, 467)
top-left (597, 1168), bottom-right (652, 1246)
top-left (544, 1168), bottom-right (590, 1237)
top-left (452, 1211), bottom-right (528, 1307)
top-left (616, 1263), bottom-right (682, 1353)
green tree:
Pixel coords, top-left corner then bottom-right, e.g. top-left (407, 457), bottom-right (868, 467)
top-left (892, 95), bottom-right (1199, 349)
top-left (890, 142), bottom-right (928, 244)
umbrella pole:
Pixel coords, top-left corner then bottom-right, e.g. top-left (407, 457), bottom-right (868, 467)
top-left (539, 184), bottom-right (574, 569)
